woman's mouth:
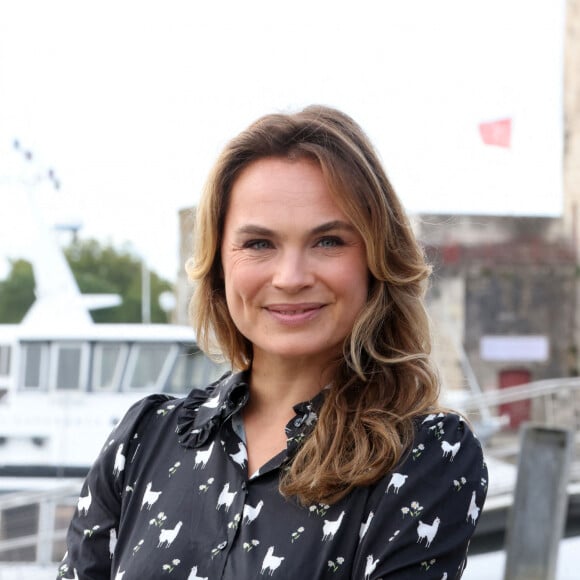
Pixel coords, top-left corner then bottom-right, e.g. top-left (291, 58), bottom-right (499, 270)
top-left (265, 304), bottom-right (324, 324)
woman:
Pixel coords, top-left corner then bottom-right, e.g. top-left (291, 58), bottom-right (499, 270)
top-left (59, 106), bottom-right (487, 579)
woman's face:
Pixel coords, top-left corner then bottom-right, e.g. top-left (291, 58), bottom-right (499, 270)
top-left (220, 157), bottom-right (369, 368)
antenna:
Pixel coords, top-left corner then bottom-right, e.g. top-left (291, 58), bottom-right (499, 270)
top-left (11, 141), bottom-right (93, 327)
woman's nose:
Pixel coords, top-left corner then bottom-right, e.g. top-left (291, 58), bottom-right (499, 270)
top-left (271, 250), bottom-right (314, 291)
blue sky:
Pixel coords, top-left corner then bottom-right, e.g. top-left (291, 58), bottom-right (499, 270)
top-left (0, 0), bottom-right (565, 281)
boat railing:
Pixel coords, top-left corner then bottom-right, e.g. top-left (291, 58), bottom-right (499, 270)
top-left (0, 482), bottom-right (81, 565)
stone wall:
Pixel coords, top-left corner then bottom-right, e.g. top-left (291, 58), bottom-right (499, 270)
top-left (419, 215), bottom-right (577, 392)
top-left (463, 261), bottom-right (577, 389)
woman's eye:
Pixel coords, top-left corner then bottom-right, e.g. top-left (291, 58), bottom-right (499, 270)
top-left (317, 236), bottom-right (343, 248)
top-left (244, 239), bottom-right (272, 250)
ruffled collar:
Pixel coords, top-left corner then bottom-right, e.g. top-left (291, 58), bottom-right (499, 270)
top-left (176, 371), bottom-right (326, 451)
top-left (176, 371), bottom-right (250, 449)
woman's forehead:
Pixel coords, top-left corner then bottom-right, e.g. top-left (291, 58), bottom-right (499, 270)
top-left (225, 158), bottom-right (347, 222)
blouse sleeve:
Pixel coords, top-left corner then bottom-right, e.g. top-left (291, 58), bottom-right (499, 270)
top-left (353, 413), bottom-right (488, 580)
top-left (56, 394), bottom-right (172, 580)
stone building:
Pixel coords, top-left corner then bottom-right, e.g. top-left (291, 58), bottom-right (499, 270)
top-left (417, 215), bottom-right (577, 421)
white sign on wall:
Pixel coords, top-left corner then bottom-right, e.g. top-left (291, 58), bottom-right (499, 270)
top-left (480, 335), bottom-right (549, 362)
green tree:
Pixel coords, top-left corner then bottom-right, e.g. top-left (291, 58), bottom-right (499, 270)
top-left (0, 239), bottom-right (173, 323)
top-left (0, 259), bottom-right (35, 322)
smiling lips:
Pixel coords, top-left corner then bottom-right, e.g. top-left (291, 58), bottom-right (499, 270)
top-left (265, 303), bottom-right (325, 324)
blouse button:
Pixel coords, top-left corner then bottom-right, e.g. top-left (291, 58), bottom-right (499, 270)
top-left (217, 541), bottom-right (228, 550)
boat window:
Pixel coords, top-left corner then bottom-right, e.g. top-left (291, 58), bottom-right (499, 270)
top-left (21, 342), bottom-right (48, 390)
top-left (0, 345), bottom-right (10, 376)
top-left (92, 343), bottom-right (127, 391)
top-left (167, 347), bottom-right (229, 394)
top-left (168, 348), bottom-right (206, 394)
top-left (124, 343), bottom-right (174, 391)
top-left (50, 343), bottom-right (89, 391)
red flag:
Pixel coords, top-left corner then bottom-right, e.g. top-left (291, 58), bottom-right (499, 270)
top-left (478, 118), bottom-right (511, 148)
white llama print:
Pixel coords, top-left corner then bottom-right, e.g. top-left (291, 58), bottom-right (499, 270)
top-left (386, 473), bottom-right (408, 494)
top-left (141, 482), bottom-right (162, 510)
top-left (216, 483), bottom-right (237, 511)
top-left (359, 511), bottom-right (374, 540)
top-left (441, 441), bottom-right (461, 462)
top-left (158, 521), bottom-right (183, 548)
top-left (187, 566), bottom-right (208, 580)
top-left (466, 490), bottom-right (480, 524)
top-left (109, 528), bottom-right (117, 558)
top-left (417, 517), bottom-right (441, 548)
top-left (230, 442), bottom-right (247, 467)
top-left (113, 443), bottom-right (125, 478)
top-left (243, 500), bottom-right (264, 525)
top-left (194, 442), bottom-right (215, 469)
top-left (261, 546), bottom-right (285, 575)
top-left (364, 554), bottom-right (379, 579)
top-left (322, 511), bottom-right (345, 541)
top-left (77, 487), bottom-right (92, 516)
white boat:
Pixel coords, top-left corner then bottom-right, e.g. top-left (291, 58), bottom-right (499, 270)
top-left (0, 160), bottom-right (226, 482)
top-left (0, 322), bottom-right (226, 479)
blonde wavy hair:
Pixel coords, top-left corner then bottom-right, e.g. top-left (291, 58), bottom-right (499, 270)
top-left (187, 105), bottom-right (441, 504)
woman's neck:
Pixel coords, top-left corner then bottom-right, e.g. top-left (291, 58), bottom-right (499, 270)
top-left (240, 354), bottom-right (333, 476)
top-left (247, 354), bottom-right (332, 411)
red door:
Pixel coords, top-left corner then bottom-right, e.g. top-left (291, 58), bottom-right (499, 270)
top-left (499, 369), bottom-right (532, 430)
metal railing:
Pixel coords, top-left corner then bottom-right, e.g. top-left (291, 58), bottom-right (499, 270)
top-left (461, 377), bottom-right (580, 414)
top-left (461, 377), bottom-right (580, 458)
top-left (0, 483), bottom-right (80, 565)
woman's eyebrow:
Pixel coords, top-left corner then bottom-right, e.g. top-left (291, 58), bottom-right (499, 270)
top-left (235, 221), bottom-right (355, 238)
top-left (310, 220), bottom-right (357, 235)
top-left (234, 224), bottom-right (275, 237)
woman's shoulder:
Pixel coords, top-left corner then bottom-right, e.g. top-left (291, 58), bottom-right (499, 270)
top-left (414, 410), bottom-right (470, 437)
top-left (403, 410), bottom-right (487, 477)
top-left (107, 393), bottom-right (179, 443)
top-left (115, 370), bottom-right (241, 430)
top-left (366, 410), bottom-right (488, 517)
top-left (413, 410), bottom-right (479, 442)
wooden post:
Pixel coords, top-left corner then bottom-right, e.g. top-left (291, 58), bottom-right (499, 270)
top-left (503, 424), bottom-right (574, 580)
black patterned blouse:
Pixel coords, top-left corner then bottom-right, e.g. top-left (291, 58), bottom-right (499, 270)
top-left (58, 372), bottom-right (488, 580)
